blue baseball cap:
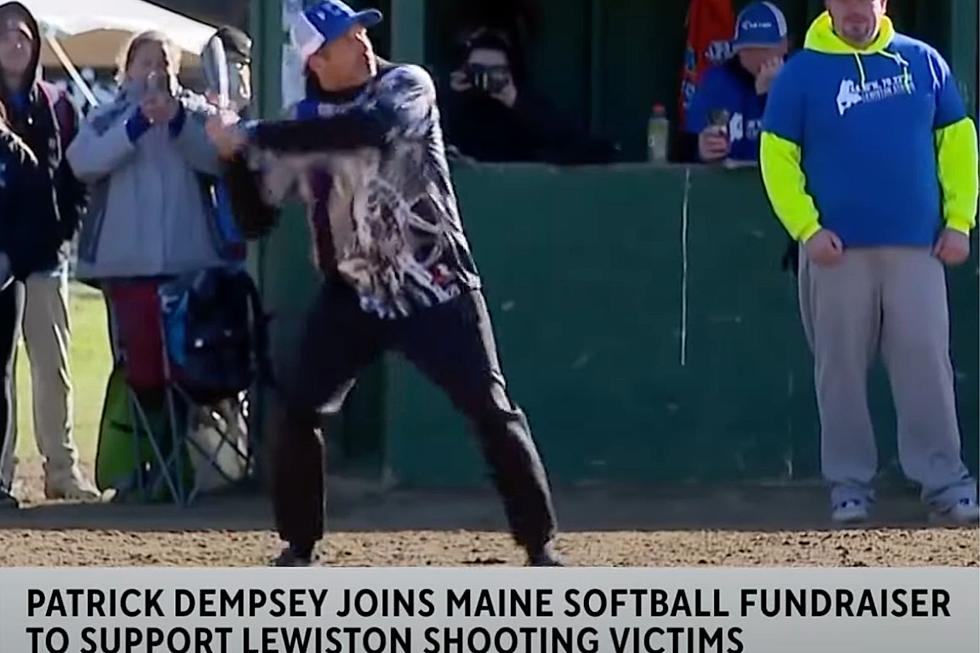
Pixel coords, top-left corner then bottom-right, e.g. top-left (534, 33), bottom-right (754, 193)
top-left (291, 0), bottom-right (383, 62)
top-left (731, 2), bottom-right (788, 51)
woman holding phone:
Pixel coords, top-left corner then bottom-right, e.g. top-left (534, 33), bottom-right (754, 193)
top-left (66, 32), bottom-right (225, 423)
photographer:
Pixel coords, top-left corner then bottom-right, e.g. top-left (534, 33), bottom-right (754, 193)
top-left (200, 25), bottom-right (254, 262)
top-left (66, 32), bottom-right (225, 409)
top-left (201, 26), bottom-right (252, 117)
top-left (686, 2), bottom-right (789, 164)
top-left (443, 29), bottom-right (616, 165)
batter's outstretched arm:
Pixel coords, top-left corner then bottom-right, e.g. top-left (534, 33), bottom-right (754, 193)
top-left (248, 110), bottom-right (387, 154)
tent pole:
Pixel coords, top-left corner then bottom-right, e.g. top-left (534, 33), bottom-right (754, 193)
top-left (44, 32), bottom-right (99, 108)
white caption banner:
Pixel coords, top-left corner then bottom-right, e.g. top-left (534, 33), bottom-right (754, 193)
top-left (0, 568), bottom-right (977, 653)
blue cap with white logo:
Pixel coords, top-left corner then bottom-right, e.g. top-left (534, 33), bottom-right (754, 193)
top-left (731, 1), bottom-right (788, 51)
top-left (291, 0), bottom-right (383, 63)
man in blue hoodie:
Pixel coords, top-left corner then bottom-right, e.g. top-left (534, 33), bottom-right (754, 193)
top-left (761, 0), bottom-right (979, 524)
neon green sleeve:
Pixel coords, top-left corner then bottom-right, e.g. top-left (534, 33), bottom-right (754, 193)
top-left (935, 117), bottom-right (979, 235)
top-left (760, 131), bottom-right (822, 242)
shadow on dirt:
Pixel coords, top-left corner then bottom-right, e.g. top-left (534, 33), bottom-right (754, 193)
top-left (0, 480), bottom-right (959, 535)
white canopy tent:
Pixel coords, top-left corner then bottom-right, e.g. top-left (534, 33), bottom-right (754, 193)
top-left (16, 0), bottom-right (216, 70)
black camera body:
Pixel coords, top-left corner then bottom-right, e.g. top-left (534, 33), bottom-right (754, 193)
top-left (466, 63), bottom-right (511, 95)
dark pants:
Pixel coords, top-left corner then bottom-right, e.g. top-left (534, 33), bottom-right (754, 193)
top-left (0, 282), bottom-right (24, 493)
top-left (273, 281), bottom-right (557, 553)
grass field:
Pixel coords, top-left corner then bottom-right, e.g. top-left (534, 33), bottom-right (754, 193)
top-left (14, 283), bottom-right (110, 465)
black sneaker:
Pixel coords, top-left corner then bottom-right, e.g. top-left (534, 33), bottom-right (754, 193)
top-left (528, 542), bottom-right (565, 567)
top-left (272, 544), bottom-right (314, 567)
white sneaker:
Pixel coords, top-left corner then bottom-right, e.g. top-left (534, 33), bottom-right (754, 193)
top-left (45, 475), bottom-right (103, 502)
top-left (931, 498), bottom-right (980, 525)
top-left (832, 499), bottom-right (870, 524)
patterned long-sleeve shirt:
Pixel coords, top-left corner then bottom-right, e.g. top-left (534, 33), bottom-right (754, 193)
top-left (235, 62), bottom-right (481, 319)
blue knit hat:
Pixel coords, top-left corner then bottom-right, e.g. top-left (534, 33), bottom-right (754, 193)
top-left (291, 0), bottom-right (383, 62)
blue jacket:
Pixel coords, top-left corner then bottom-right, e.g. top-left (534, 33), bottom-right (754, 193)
top-left (686, 59), bottom-right (768, 162)
top-left (67, 89), bottom-right (227, 280)
top-left (760, 12), bottom-right (978, 246)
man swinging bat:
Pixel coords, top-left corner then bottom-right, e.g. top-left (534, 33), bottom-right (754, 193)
top-left (206, 0), bottom-right (562, 567)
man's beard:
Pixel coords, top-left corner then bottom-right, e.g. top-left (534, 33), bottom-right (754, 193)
top-left (839, 19), bottom-right (877, 46)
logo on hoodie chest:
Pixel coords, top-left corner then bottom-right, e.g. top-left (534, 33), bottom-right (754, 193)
top-left (836, 74), bottom-right (916, 116)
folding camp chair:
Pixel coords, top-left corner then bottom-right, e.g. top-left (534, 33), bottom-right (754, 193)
top-left (99, 280), bottom-right (187, 505)
top-left (101, 276), bottom-right (260, 507)
top-left (167, 386), bottom-right (254, 504)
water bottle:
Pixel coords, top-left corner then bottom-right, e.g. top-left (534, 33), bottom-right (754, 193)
top-left (647, 103), bottom-right (669, 163)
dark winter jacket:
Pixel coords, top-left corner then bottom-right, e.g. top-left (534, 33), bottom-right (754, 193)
top-left (0, 120), bottom-right (55, 279)
top-left (227, 63), bottom-right (481, 319)
top-left (443, 87), bottom-right (617, 165)
top-left (0, 1), bottom-right (86, 276)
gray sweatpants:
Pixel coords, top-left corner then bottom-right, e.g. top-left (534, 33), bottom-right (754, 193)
top-left (799, 246), bottom-right (977, 509)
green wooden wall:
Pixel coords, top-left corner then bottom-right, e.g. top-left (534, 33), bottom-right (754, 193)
top-left (381, 165), bottom-right (979, 486)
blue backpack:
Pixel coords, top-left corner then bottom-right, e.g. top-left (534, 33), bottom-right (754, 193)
top-left (160, 268), bottom-right (271, 404)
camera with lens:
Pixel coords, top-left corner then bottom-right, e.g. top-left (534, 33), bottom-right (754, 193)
top-left (465, 63), bottom-right (511, 95)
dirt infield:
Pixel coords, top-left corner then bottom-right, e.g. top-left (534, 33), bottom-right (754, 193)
top-left (1, 462), bottom-right (977, 567)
